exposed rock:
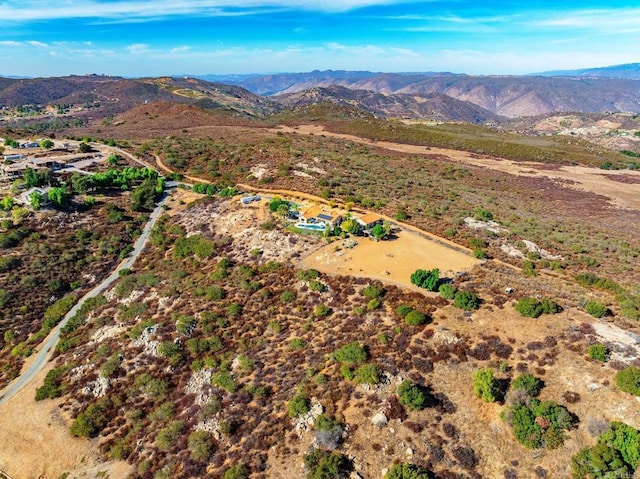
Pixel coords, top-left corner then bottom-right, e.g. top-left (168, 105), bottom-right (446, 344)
top-left (372, 412), bottom-right (388, 428)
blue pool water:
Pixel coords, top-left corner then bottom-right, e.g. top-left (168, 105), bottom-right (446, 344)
top-left (295, 222), bottom-right (327, 231)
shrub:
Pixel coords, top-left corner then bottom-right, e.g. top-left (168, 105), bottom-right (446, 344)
top-left (588, 343), bottom-right (609, 362)
top-left (410, 268), bottom-right (439, 291)
top-left (334, 342), bottom-right (367, 365)
top-left (438, 283), bottom-right (456, 300)
top-left (280, 289), bottom-right (297, 303)
top-left (288, 395), bottom-right (311, 418)
top-left (70, 398), bottom-right (112, 438)
top-left (35, 365), bottom-right (68, 400)
top-left (454, 289), bottom-right (480, 310)
top-left (362, 282), bottom-right (385, 299)
top-left (404, 310), bottom-right (427, 326)
top-left (188, 430), bottom-right (214, 462)
top-left (212, 371), bottom-right (238, 393)
top-left (396, 304), bottom-right (413, 318)
top-left (353, 363), bottom-right (382, 385)
top-left (616, 367), bottom-right (640, 395)
top-left (315, 414), bottom-right (343, 449)
top-left (297, 269), bottom-right (320, 281)
top-left (314, 304), bottom-right (331, 317)
top-left (223, 464), bottom-right (250, 479)
top-left (155, 420), bottom-right (184, 450)
top-left (504, 398), bottom-right (577, 449)
top-left (473, 207), bottom-right (493, 221)
top-left (585, 300), bottom-right (609, 318)
top-left (397, 380), bottom-right (427, 410)
top-left (473, 368), bottom-right (498, 403)
top-left (384, 462), bottom-right (433, 479)
top-left (511, 373), bottom-right (542, 397)
top-left (303, 449), bottom-right (352, 479)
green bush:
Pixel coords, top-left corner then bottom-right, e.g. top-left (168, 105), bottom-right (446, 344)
top-left (616, 367), bottom-right (640, 395)
top-left (404, 310), bottom-right (427, 326)
top-left (334, 342), bottom-right (368, 365)
top-left (504, 398), bottom-right (577, 449)
top-left (70, 398), bottom-right (112, 438)
top-left (515, 297), bottom-right (543, 317)
top-left (438, 283), bottom-right (457, 300)
top-left (588, 343), bottom-right (609, 362)
top-left (410, 268), bottom-right (440, 291)
top-left (585, 300), bottom-right (609, 318)
top-left (454, 289), bottom-right (480, 311)
top-left (397, 380), bottom-right (427, 410)
top-left (511, 373), bottom-right (542, 397)
top-left (314, 304), bottom-right (331, 317)
top-left (303, 449), bottom-right (352, 479)
top-left (353, 363), bottom-right (382, 385)
top-left (223, 464), bottom-right (250, 479)
top-left (297, 269), bottom-right (320, 281)
top-left (473, 207), bottom-right (493, 221)
top-left (280, 289), bottom-right (297, 303)
top-left (188, 430), bottom-right (214, 462)
top-left (35, 365), bottom-right (68, 400)
top-left (473, 368), bottom-right (498, 403)
top-left (385, 462), bottom-right (433, 479)
top-left (396, 304), bottom-right (413, 318)
top-left (154, 421), bottom-right (184, 450)
top-left (288, 395), bottom-right (311, 418)
top-left (212, 371), bottom-right (238, 393)
top-left (362, 282), bottom-right (385, 299)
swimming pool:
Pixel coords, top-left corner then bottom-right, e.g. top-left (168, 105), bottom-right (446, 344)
top-left (295, 222), bottom-right (327, 231)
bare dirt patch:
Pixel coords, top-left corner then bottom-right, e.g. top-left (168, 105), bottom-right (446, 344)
top-left (0, 364), bottom-right (130, 479)
top-left (301, 230), bottom-right (481, 289)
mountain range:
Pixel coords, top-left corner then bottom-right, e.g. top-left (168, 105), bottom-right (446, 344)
top-left (0, 63), bottom-right (639, 123)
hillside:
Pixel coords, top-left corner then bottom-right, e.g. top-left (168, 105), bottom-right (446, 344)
top-left (207, 70), bottom-right (640, 118)
top-left (277, 86), bottom-right (501, 123)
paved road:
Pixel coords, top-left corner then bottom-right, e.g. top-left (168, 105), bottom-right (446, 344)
top-left (0, 190), bottom-right (172, 406)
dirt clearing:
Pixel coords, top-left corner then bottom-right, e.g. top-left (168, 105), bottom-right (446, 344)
top-left (300, 229), bottom-right (481, 288)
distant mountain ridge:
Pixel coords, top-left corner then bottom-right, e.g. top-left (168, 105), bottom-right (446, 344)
top-left (204, 69), bottom-right (640, 118)
top-left (534, 62), bottom-right (640, 79)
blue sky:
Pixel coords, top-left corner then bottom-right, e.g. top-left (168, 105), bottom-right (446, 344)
top-left (0, 1), bottom-right (639, 77)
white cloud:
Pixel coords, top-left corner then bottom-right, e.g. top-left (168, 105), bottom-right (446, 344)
top-left (0, 0), bottom-right (424, 23)
top-left (531, 8), bottom-right (640, 31)
top-left (126, 43), bottom-right (149, 54)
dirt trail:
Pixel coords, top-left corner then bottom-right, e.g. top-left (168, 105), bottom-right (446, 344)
top-left (274, 124), bottom-right (640, 210)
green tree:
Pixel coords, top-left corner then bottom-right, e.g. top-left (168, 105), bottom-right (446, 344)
top-left (341, 219), bottom-right (362, 235)
top-left (130, 178), bottom-right (159, 211)
top-left (47, 186), bottom-right (68, 208)
top-left (0, 196), bottom-right (14, 211)
top-left (29, 190), bottom-right (44, 209)
top-left (454, 289), bottom-right (480, 310)
top-left (371, 223), bottom-right (388, 240)
top-left (410, 268), bottom-right (440, 291)
top-left (39, 139), bottom-right (54, 149)
top-left (473, 368), bottom-right (498, 402)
